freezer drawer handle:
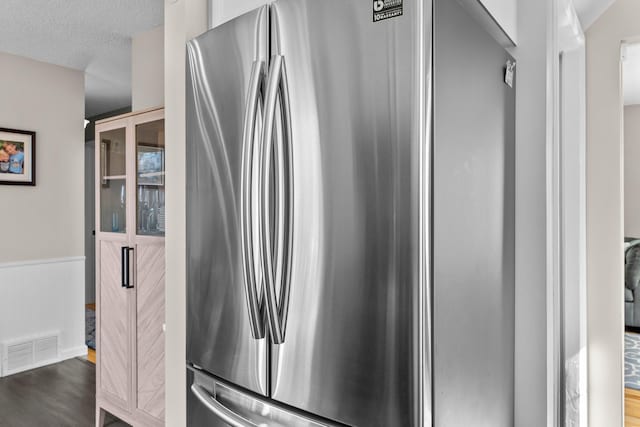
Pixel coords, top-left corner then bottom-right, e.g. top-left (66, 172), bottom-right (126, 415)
top-left (260, 54), bottom-right (294, 345)
top-left (191, 384), bottom-right (259, 427)
top-left (240, 59), bottom-right (267, 340)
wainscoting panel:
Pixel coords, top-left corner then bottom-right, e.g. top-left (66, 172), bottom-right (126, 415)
top-left (0, 257), bottom-right (86, 376)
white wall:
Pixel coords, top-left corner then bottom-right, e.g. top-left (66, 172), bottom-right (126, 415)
top-left (0, 52), bottom-right (85, 366)
top-left (585, 1), bottom-right (640, 425)
top-left (133, 25), bottom-right (165, 111)
top-left (165, 1), bottom-right (207, 426)
top-left (625, 105), bottom-right (640, 237)
top-left (0, 258), bottom-right (86, 374)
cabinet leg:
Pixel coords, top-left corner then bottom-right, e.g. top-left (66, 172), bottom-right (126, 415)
top-left (96, 407), bottom-right (106, 427)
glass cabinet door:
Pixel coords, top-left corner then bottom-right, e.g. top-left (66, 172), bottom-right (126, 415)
top-left (99, 127), bottom-right (127, 233)
top-left (136, 119), bottom-right (165, 236)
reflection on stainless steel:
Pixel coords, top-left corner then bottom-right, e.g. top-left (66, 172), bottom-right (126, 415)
top-left (417, 0), bottom-right (433, 425)
top-left (187, 0), bottom-right (515, 425)
top-left (278, 54), bottom-right (294, 345)
top-left (269, 1), bottom-right (419, 425)
top-left (186, 6), bottom-right (269, 396)
top-left (189, 368), bottom-right (340, 427)
top-left (241, 59), bottom-right (267, 340)
top-left (432, 0), bottom-right (515, 426)
top-left (191, 384), bottom-right (258, 427)
top-left (260, 54), bottom-right (293, 345)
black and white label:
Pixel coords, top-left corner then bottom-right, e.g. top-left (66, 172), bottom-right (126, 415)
top-left (373, 0), bottom-right (403, 22)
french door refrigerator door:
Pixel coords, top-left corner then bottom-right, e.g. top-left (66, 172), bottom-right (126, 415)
top-left (186, 6), bottom-right (269, 397)
top-left (433, 0), bottom-right (516, 425)
top-left (266, 1), bottom-right (425, 425)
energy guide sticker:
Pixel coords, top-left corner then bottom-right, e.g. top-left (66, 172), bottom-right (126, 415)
top-left (373, 0), bottom-right (403, 22)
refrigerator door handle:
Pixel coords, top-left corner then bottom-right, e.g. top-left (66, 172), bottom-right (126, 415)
top-left (241, 59), bottom-right (267, 340)
top-left (191, 384), bottom-right (259, 427)
top-left (260, 54), bottom-right (293, 345)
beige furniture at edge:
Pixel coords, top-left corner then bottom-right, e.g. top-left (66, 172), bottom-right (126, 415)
top-left (95, 108), bottom-right (166, 427)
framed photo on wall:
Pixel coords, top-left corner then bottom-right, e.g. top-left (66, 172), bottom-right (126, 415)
top-left (0, 127), bottom-right (35, 186)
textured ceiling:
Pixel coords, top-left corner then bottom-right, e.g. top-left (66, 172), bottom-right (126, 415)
top-left (0, 0), bottom-right (163, 117)
top-left (572, 0), bottom-right (616, 29)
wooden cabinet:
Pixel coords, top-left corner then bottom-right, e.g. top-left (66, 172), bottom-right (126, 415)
top-left (95, 108), bottom-right (165, 427)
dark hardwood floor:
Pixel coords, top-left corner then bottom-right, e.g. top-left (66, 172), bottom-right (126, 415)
top-left (0, 358), bottom-right (129, 427)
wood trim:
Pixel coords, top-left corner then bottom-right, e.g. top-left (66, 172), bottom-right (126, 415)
top-left (96, 107), bottom-right (164, 126)
top-left (626, 388), bottom-right (640, 426)
top-left (95, 232), bottom-right (128, 242)
top-left (129, 108), bottom-right (165, 127)
top-left (0, 256), bottom-right (85, 269)
top-left (88, 348), bottom-right (96, 364)
top-left (134, 235), bottom-right (165, 245)
top-left (95, 118), bottom-right (128, 134)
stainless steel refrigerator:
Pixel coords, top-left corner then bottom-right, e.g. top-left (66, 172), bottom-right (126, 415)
top-left (186, 0), bottom-right (515, 426)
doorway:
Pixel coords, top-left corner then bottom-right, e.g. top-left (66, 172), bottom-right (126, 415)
top-left (84, 137), bottom-right (96, 363)
top-left (621, 40), bottom-right (640, 426)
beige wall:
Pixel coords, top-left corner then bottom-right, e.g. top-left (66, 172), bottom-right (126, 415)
top-left (586, 1), bottom-right (640, 425)
top-left (625, 105), bottom-right (640, 237)
top-left (165, 0), bottom-right (207, 426)
top-left (132, 25), bottom-right (165, 111)
top-left (0, 52), bottom-right (84, 263)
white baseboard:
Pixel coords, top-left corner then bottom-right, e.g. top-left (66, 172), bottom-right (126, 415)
top-left (61, 345), bottom-right (88, 360)
top-left (1, 345), bottom-right (89, 378)
top-left (3, 358), bottom-right (58, 377)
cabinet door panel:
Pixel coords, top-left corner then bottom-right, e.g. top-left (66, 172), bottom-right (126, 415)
top-left (98, 127), bottom-right (127, 234)
top-left (136, 243), bottom-right (165, 421)
top-left (99, 240), bottom-right (132, 408)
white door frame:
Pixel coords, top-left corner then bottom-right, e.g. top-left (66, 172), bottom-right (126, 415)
top-left (553, 0), bottom-right (587, 425)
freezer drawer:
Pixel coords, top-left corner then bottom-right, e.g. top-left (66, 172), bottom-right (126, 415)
top-left (187, 367), bottom-right (344, 427)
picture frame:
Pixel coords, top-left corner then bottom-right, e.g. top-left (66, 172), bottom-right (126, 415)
top-left (137, 144), bottom-right (165, 186)
top-left (0, 127), bottom-right (36, 186)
